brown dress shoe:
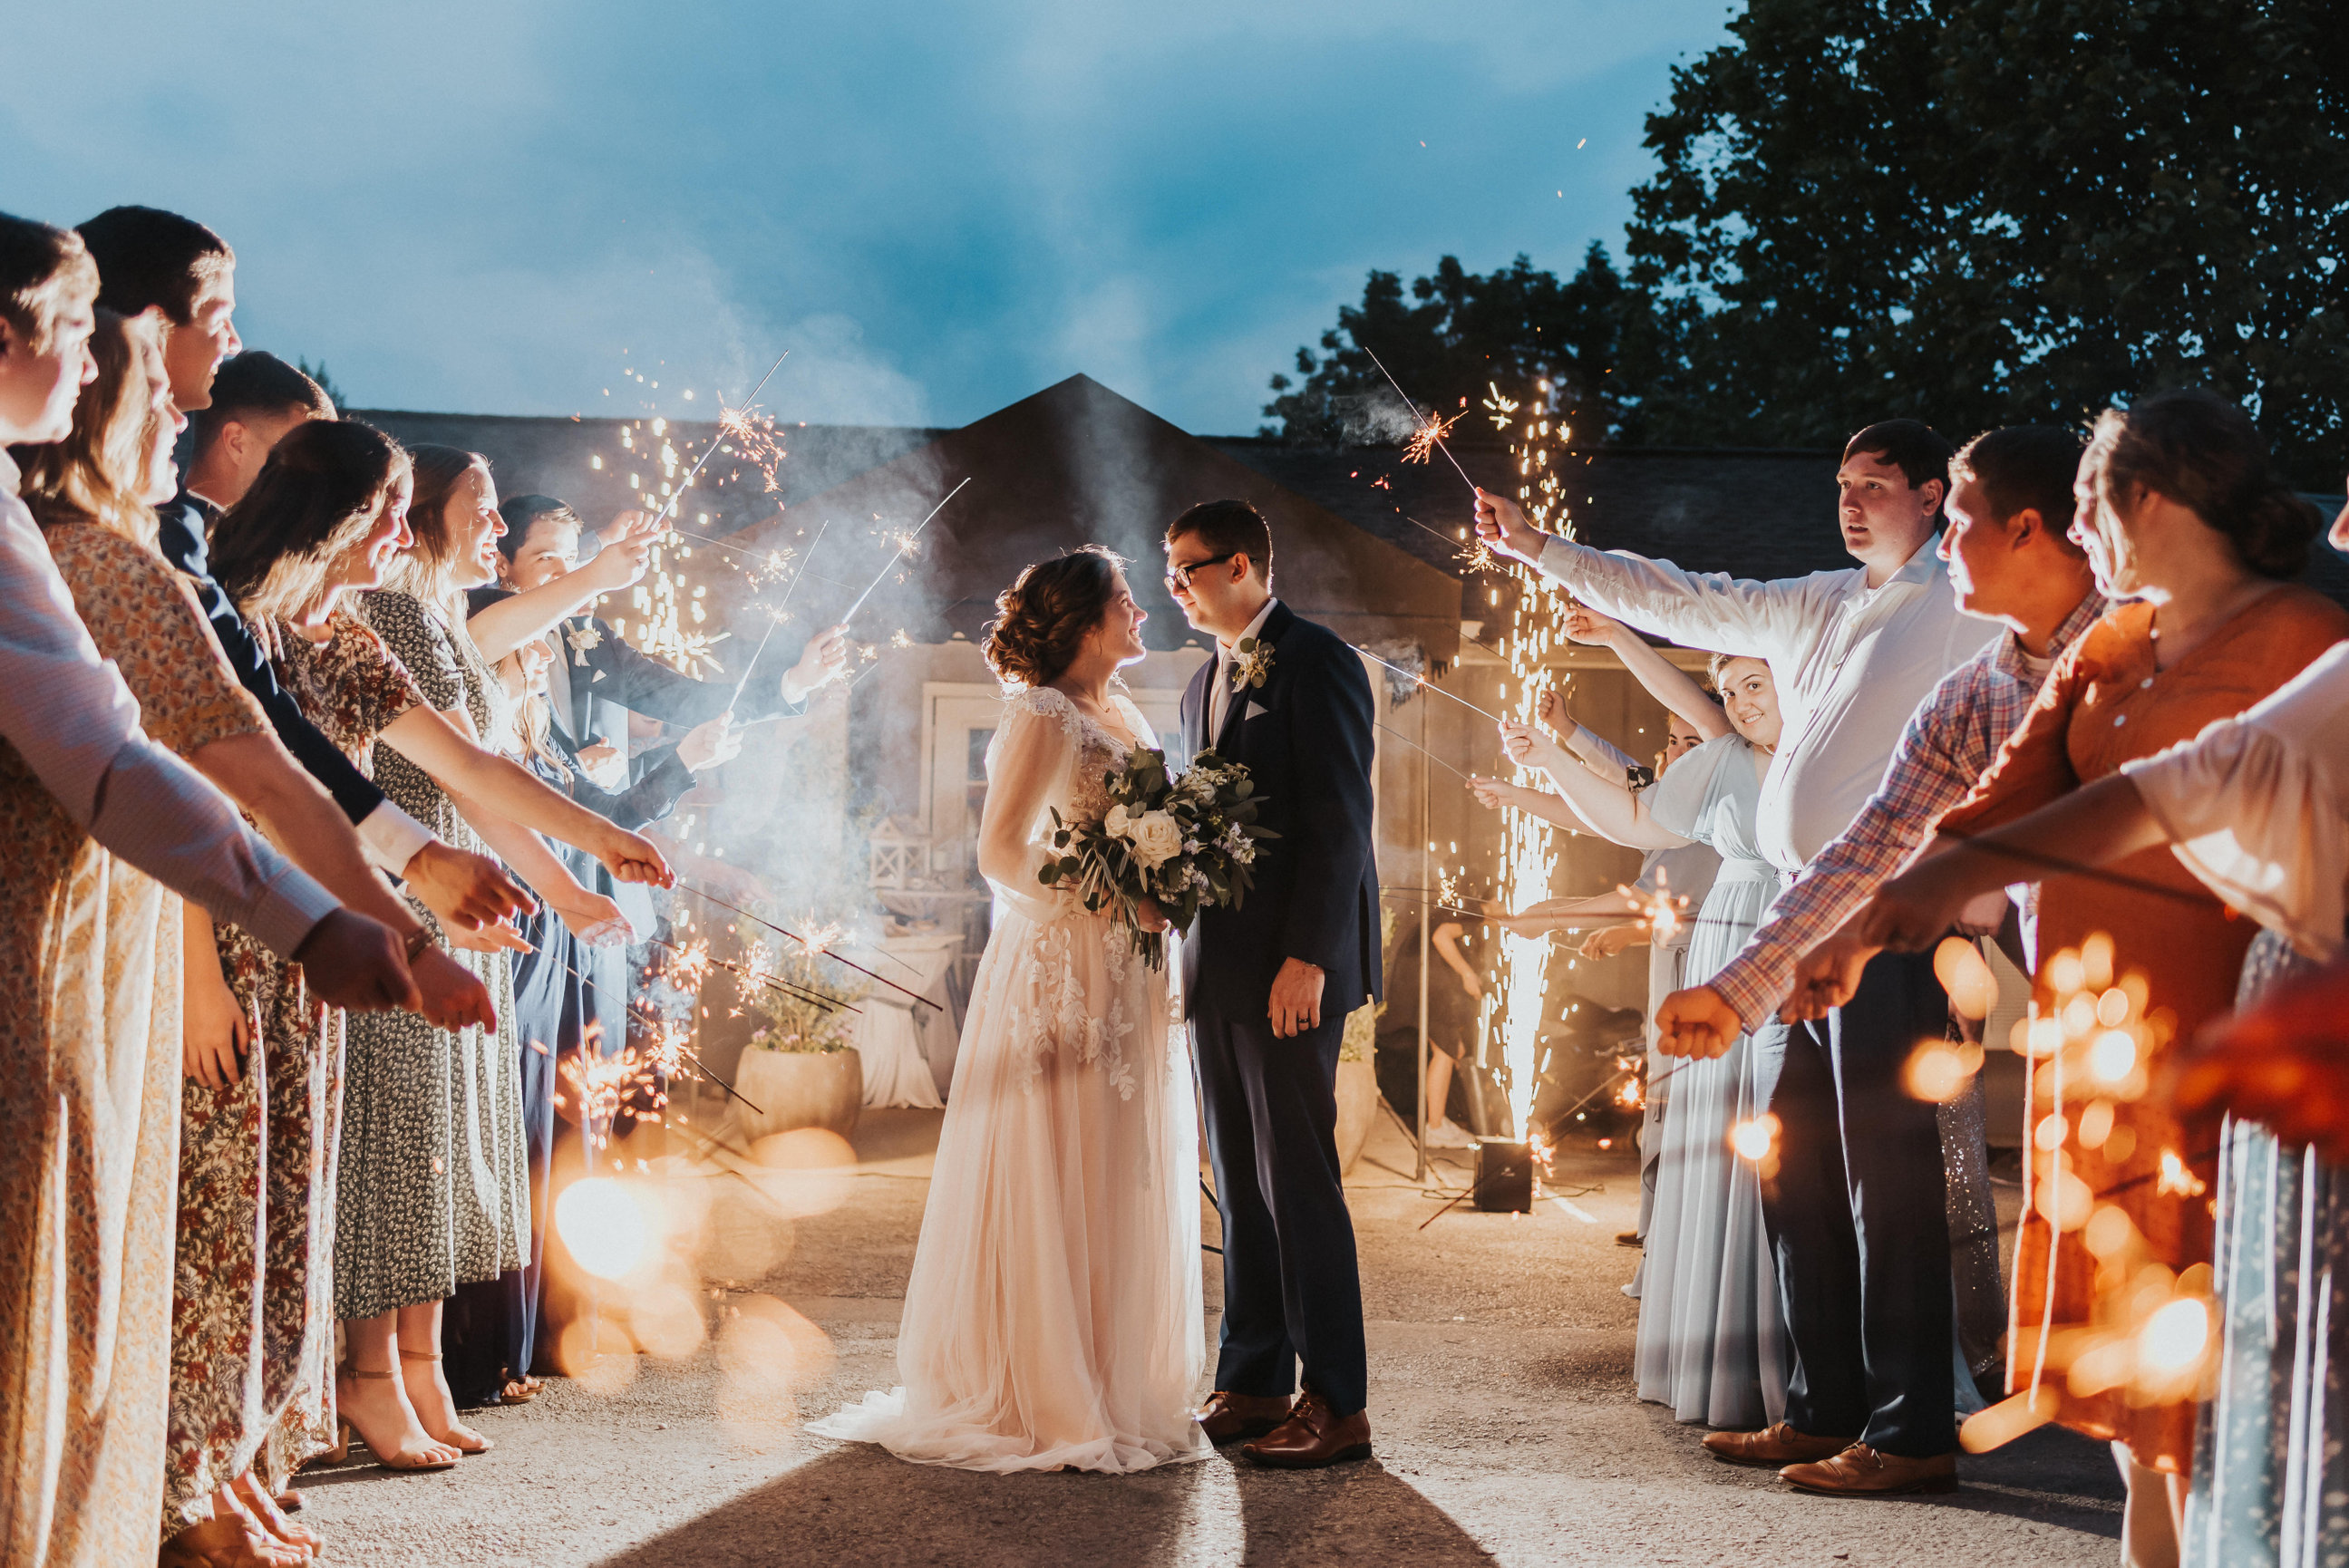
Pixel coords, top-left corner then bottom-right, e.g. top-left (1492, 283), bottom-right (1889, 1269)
top-left (1240, 1387), bottom-right (1372, 1468)
top-left (1779, 1444), bottom-right (1958, 1496)
top-left (1194, 1390), bottom-right (1293, 1446)
top-left (1700, 1422), bottom-right (1856, 1467)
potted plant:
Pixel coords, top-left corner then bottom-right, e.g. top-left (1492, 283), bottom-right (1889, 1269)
top-left (1335, 1002), bottom-right (1380, 1175)
top-left (734, 937), bottom-right (867, 1142)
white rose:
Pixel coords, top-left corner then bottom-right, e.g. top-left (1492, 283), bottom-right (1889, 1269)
top-left (1128, 811), bottom-right (1185, 869)
top-left (1103, 803), bottom-right (1131, 839)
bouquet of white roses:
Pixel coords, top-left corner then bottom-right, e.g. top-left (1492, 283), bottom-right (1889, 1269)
top-left (1036, 748), bottom-right (1276, 970)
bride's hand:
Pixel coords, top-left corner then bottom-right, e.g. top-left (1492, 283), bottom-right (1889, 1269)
top-left (1135, 895), bottom-right (1170, 934)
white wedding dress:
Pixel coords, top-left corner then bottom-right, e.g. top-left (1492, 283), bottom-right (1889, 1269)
top-left (807, 684), bottom-right (1209, 1472)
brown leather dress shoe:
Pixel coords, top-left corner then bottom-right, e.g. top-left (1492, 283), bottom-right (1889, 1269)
top-left (1240, 1387), bottom-right (1371, 1468)
top-left (1700, 1422), bottom-right (1856, 1467)
top-left (1779, 1444), bottom-right (1958, 1496)
top-left (1194, 1390), bottom-right (1293, 1446)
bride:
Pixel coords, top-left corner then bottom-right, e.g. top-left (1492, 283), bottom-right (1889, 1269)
top-left (808, 546), bottom-right (1209, 1473)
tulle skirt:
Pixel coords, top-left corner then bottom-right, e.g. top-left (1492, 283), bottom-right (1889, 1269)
top-left (808, 907), bottom-right (1209, 1473)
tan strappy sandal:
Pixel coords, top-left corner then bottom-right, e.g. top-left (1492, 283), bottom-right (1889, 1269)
top-left (324, 1366), bottom-right (460, 1472)
top-left (400, 1348), bottom-right (494, 1454)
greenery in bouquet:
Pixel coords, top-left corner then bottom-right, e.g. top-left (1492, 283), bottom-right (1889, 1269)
top-left (739, 922), bottom-right (870, 1053)
top-left (1036, 747), bottom-right (1278, 970)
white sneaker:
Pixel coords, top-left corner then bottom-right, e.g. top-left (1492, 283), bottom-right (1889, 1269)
top-left (1425, 1118), bottom-right (1477, 1149)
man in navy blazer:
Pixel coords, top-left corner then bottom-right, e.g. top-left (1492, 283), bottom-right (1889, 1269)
top-left (1168, 499), bottom-right (1380, 1468)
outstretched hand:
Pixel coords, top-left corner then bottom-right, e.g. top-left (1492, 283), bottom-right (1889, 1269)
top-left (1655, 984), bottom-right (1742, 1060)
top-left (1783, 918), bottom-right (1878, 1022)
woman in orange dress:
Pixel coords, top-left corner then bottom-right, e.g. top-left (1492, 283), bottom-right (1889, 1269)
top-left (1834, 389), bottom-right (2344, 1563)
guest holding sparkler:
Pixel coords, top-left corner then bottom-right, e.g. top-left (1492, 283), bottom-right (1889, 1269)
top-left (1657, 426), bottom-right (2107, 1412)
top-left (1471, 638), bottom-right (1790, 1431)
top-left (209, 431), bottom-right (669, 1475)
top-left (1477, 421), bottom-right (1993, 1495)
top-left (1817, 409), bottom-right (2345, 1566)
top-left (77, 206), bottom-right (534, 951)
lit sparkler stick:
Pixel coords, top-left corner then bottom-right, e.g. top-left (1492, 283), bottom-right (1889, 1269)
top-left (1375, 721), bottom-right (1472, 783)
top-left (645, 348), bottom-right (791, 534)
top-left (644, 934), bottom-right (859, 1014)
top-left (1360, 345), bottom-right (1478, 493)
top-left (673, 884), bottom-right (944, 1011)
top-left (1349, 644), bottom-right (1509, 724)
top-left (725, 518), bottom-right (835, 710)
top-left (838, 477), bottom-right (973, 625)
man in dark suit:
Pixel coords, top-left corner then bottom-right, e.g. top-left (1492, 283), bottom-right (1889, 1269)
top-left (1169, 499), bottom-right (1380, 1468)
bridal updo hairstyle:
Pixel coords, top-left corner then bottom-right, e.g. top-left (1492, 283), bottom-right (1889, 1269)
top-left (985, 545), bottom-right (1129, 688)
top-left (2084, 389), bottom-right (2321, 580)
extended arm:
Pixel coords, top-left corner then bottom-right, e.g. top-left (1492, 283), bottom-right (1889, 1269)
top-left (378, 703), bottom-right (671, 886)
top-left (465, 530), bottom-right (651, 663)
top-left (1470, 737), bottom-right (1686, 851)
top-left (1474, 489), bottom-right (1833, 664)
top-left (1494, 888), bottom-right (1646, 933)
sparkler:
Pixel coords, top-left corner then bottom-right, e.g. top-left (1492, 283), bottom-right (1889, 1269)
top-left (674, 884), bottom-right (944, 1011)
top-left (1375, 721), bottom-right (1472, 782)
top-left (724, 518), bottom-right (834, 711)
top-left (837, 477), bottom-right (973, 625)
top-left (1360, 345), bottom-right (1477, 493)
top-left (645, 934), bottom-right (859, 1015)
top-left (1349, 644), bottom-right (1508, 724)
top-left (644, 348), bottom-right (791, 534)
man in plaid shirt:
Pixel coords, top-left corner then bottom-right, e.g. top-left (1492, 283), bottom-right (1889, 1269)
top-left (1658, 428), bottom-right (2103, 1046)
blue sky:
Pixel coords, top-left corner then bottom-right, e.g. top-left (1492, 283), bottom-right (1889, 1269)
top-left (5, 1), bottom-right (1738, 433)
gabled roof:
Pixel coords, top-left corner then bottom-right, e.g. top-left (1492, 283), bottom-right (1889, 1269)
top-left (703, 374), bottom-right (1464, 655)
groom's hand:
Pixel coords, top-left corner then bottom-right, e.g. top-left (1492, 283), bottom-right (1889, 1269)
top-left (1268, 957), bottom-right (1325, 1039)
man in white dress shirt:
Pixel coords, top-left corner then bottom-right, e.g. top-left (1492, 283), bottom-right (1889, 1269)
top-left (1476, 421), bottom-right (1997, 1495)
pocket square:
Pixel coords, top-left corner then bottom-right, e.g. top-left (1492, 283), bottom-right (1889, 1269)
top-left (1245, 700), bottom-right (1269, 721)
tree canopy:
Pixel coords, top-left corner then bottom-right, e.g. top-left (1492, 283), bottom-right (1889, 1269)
top-left (1268, 0), bottom-right (2349, 483)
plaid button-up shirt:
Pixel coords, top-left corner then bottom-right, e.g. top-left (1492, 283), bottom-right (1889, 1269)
top-left (1708, 592), bottom-right (2111, 1031)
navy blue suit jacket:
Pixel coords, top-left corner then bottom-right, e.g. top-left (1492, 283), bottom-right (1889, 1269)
top-left (1178, 601), bottom-right (1381, 1022)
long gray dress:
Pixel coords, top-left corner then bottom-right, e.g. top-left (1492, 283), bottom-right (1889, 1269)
top-left (334, 589), bottom-right (528, 1321)
top-left (1635, 733), bottom-right (1791, 1428)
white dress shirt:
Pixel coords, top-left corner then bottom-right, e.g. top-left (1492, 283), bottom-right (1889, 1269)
top-left (1535, 533), bottom-right (1998, 874)
top-left (0, 452), bottom-right (338, 958)
top-left (1209, 597), bottom-right (1278, 740)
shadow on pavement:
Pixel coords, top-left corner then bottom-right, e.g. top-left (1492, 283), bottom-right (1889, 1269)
top-left (595, 1442), bottom-right (1494, 1566)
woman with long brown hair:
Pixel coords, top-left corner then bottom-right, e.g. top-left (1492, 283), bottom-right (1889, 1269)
top-left (16, 312), bottom-right (493, 1566)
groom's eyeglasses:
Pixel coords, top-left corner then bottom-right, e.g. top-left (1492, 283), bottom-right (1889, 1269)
top-left (1165, 553), bottom-right (1237, 593)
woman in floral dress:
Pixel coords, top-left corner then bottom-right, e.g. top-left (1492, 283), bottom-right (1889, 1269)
top-left (211, 435), bottom-right (670, 1470)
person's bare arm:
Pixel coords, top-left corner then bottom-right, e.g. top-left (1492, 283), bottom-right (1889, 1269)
top-left (1491, 888), bottom-right (1645, 934)
top-left (1432, 920), bottom-right (1482, 999)
top-left (459, 808), bottom-right (631, 944)
top-left (1469, 760), bottom-right (1684, 850)
top-left (1565, 607), bottom-right (1731, 740)
top-left (379, 703), bottom-right (670, 887)
top-left (465, 523), bottom-right (654, 663)
top-left (182, 907), bottom-right (250, 1088)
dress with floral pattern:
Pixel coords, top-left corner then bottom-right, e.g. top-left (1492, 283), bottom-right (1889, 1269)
top-left (0, 519), bottom-right (271, 1568)
top-left (335, 590), bottom-right (526, 1320)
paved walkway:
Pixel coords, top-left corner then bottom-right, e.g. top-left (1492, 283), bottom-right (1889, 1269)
top-left (304, 1108), bottom-right (2124, 1565)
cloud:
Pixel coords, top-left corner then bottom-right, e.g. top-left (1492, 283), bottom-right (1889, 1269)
top-left (3, 0), bottom-right (1734, 431)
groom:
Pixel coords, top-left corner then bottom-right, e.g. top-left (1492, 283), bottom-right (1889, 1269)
top-left (1168, 500), bottom-right (1381, 1468)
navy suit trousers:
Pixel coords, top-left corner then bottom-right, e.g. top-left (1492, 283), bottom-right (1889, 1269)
top-left (1764, 945), bottom-right (1957, 1457)
top-left (1191, 999), bottom-right (1368, 1417)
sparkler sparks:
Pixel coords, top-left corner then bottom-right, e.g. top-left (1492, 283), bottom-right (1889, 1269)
top-left (838, 477), bottom-right (973, 625)
top-left (1360, 345), bottom-right (1478, 493)
top-left (1402, 407), bottom-right (1465, 467)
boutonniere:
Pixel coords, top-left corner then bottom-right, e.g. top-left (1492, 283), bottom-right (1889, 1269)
top-left (566, 623), bottom-right (603, 666)
top-left (1229, 636), bottom-right (1273, 693)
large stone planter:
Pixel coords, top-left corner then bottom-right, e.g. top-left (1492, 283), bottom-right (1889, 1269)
top-left (1335, 1059), bottom-right (1379, 1176)
top-left (735, 1049), bottom-right (862, 1142)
